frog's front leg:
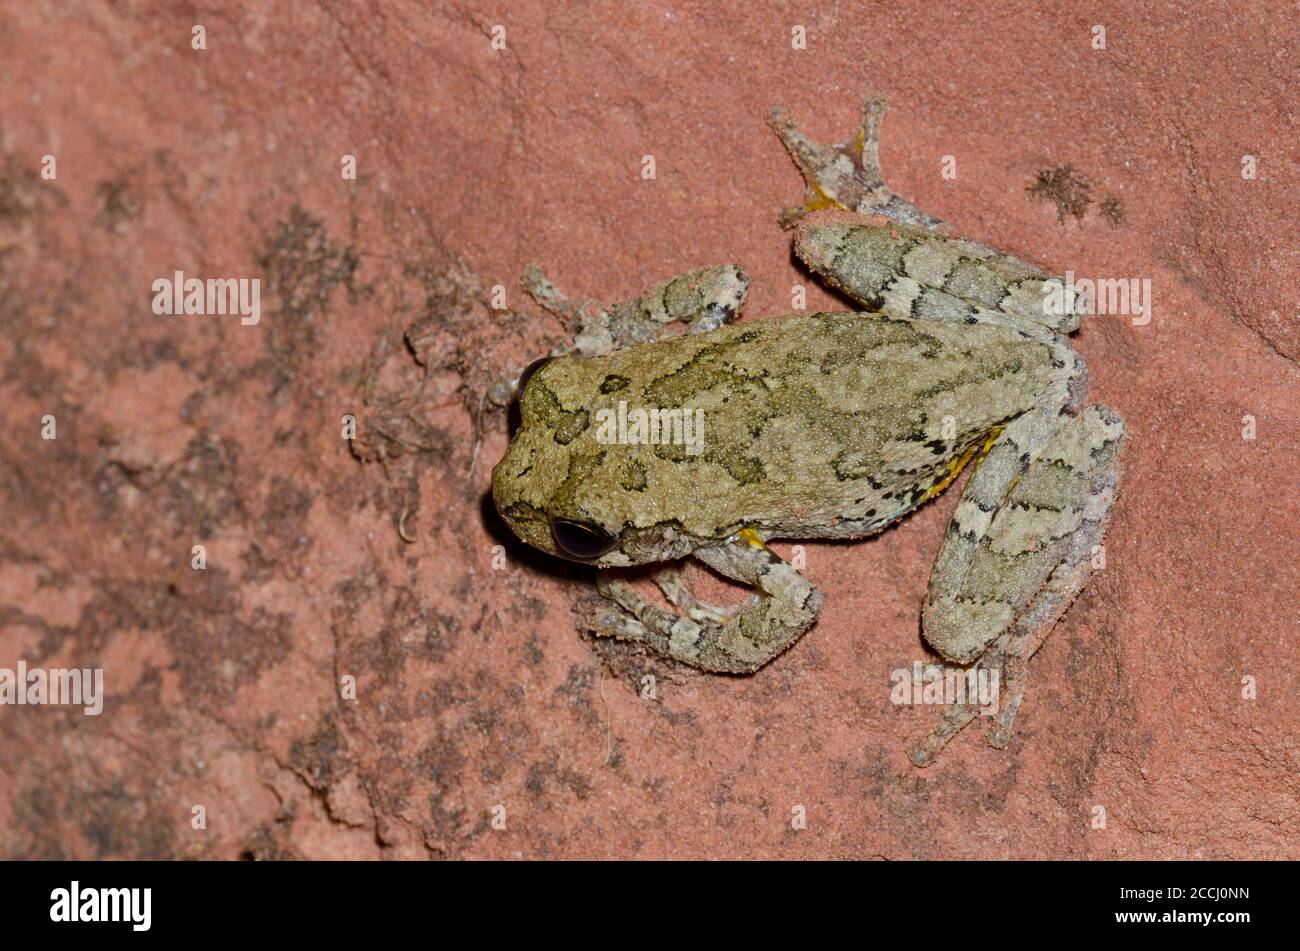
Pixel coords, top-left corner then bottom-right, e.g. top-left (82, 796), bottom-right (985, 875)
top-left (593, 533), bottom-right (822, 674)
top-left (525, 262), bottom-right (750, 355)
top-left (489, 264), bottom-right (751, 407)
top-left (651, 565), bottom-right (740, 625)
top-left (768, 96), bottom-right (940, 229)
top-left (911, 404), bottom-right (1125, 766)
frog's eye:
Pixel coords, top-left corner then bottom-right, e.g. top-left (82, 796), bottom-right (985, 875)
top-left (550, 517), bottom-right (616, 560)
top-left (515, 356), bottom-right (553, 400)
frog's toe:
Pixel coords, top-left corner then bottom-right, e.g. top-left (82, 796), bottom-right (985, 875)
top-left (909, 648), bottom-right (1014, 767)
top-left (591, 605), bottom-right (650, 643)
top-left (521, 264), bottom-right (573, 316)
top-left (910, 700), bottom-right (981, 768)
top-left (767, 97), bottom-right (940, 230)
top-left (988, 672), bottom-right (1025, 750)
top-left (581, 583), bottom-right (651, 645)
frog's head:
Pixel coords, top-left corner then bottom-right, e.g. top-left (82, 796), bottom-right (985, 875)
top-left (491, 355), bottom-right (702, 567)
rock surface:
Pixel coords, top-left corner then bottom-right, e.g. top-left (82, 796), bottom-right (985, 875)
top-left (0, 2), bottom-right (1295, 858)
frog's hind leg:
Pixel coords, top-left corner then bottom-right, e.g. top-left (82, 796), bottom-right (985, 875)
top-left (984, 417), bottom-right (1124, 748)
top-left (793, 220), bottom-right (1084, 335)
top-left (768, 96), bottom-right (940, 229)
top-left (592, 534), bottom-right (822, 674)
top-left (911, 404), bottom-right (1125, 766)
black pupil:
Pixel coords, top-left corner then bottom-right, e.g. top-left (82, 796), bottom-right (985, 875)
top-left (551, 519), bottom-right (614, 559)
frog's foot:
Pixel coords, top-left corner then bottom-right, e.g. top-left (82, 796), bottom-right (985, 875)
top-left (912, 404), bottom-right (1125, 765)
top-left (593, 534), bottom-right (821, 674)
top-left (767, 96), bottom-right (941, 230)
top-left (908, 637), bottom-right (1020, 767)
top-left (910, 598), bottom-right (1064, 766)
top-left (518, 263), bottom-right (612, 363)
top-left (521, 264), bottom-right (575, 318)
top-left (909, 685), bottom-right (981, 768)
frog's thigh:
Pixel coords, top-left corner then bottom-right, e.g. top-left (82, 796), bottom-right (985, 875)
top-left (795, 221), bottom-right (1080, 333)
top-left (594, 540), bottom-right (822, 673)
top-left (923, 405), bottom-right (1125, 665)
top-left (985, 406), bottom-right (1124, 743)
top-left (911, 406), bottom-right (1123, 766)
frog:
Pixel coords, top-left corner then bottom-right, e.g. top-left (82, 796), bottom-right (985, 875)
top-left (490, 97), bottom-right (1124, 766)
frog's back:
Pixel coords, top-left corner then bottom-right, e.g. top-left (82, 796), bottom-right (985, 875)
top-left (527, 311), bottom-right (1058, 541)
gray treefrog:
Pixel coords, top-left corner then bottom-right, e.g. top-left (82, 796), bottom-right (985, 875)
top-left (491, 98), bottom-right (1124, 766)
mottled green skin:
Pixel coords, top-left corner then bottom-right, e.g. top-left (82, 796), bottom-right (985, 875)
top-left (492, 310), bottom-right (1057, 566)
